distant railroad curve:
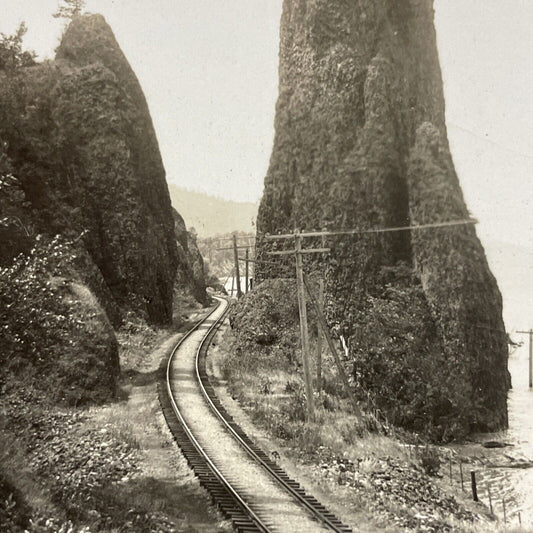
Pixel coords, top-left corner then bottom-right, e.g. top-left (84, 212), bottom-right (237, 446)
top-left (158, 296), bottom-right (353, 533)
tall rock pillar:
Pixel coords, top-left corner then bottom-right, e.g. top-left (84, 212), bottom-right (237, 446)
top-left (256, 0), bottom-right (509, 438)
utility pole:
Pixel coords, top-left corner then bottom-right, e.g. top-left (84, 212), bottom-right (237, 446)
top-left (316, 278), bottom-right (324, 392)
top-left (295, 230), bottom-right (315, 421)
top-left (303, 274), bottom-right (362, 417)
top-left (316, 231), bottom-right (326, 392)
top-left (245, 247), bottom-right (250, 294)
top-left (267, 231), bottom-right (330, 421)
top-left (232, 234), bottom-right (242, 298)
top-left (517, 329), bottom-right (533, 388)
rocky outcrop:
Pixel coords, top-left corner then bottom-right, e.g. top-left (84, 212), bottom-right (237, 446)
top-left (256, 0), bottom-right (509, 438)
top-left (0, 14), bottom-right (201, 404)
top-left (0, 14), bottom-right (178, 325)
top-left (173, 209), bottom-right (207, 304)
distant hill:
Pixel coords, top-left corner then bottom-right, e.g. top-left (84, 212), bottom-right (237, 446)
top-left (168, 185), bottom-right (258, 237)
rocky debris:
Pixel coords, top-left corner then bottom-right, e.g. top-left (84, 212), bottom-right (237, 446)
top-left (255, 0), bottom-right (509, 438)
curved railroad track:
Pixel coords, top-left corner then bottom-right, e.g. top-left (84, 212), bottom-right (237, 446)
top-left (158, 296), bottom-right (353, 533)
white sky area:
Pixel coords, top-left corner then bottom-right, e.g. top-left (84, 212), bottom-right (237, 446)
top-left (3, 1), bottom-right (533, 329)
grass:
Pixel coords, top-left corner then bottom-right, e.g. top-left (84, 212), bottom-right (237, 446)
top-left (215, 322), bottom-right (526, 533)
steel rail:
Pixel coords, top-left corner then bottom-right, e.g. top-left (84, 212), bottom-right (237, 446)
top-left (196, 297), bottom-right (352, 533)
top-left (164, 301), bottom-right (271, 533)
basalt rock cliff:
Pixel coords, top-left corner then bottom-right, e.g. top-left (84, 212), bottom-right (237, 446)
top-left (256, 0), bottom-right (509, 438)
top-left (173, 209), bottom-right (207, 304)
top-left (0, 15), bottom-right (195, 403)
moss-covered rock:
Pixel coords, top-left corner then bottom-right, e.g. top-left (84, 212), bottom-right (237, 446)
top-left (173, 209), bottom-right (207, 304)
top-left (255, 0), bottom-right (509, 438)
top-left (0, 14), bottom-right (180, 325)
top-left (0, 14), bottom-right (206, 405)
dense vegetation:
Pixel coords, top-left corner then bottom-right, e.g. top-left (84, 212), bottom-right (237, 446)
top-left (0, 236), bottom-right (119, 406)
top-left (255, 0), bottom-right (509, 439)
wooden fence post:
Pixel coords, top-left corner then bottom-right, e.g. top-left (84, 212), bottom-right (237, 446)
top-left (471, 471), bottom-right (478, 502)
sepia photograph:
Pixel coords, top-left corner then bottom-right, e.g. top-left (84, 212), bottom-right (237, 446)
top-left (1, 1), bottom-right (532, 531)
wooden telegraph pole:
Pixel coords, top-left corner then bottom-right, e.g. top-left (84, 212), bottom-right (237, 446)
top-left (217, 238), bottom-right (256, 298)
top-left (294, 230), bottom-right (315, 421)
top-left (517, 329), bottom-right (533, 388)
top-left (316, 278), bottom-right (324, 391)
top-left (303, 274), bottom-right (362, 417)
top-left (245, 247), bottom-right (250, 294)
top-left (316, 230), bottom-right (326, 392)
top-left (267, 230), bottom-right (330, 422)
top-left (232, 234), bottom-right (243, 298)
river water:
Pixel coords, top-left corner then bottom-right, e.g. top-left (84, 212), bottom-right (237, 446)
top-left (447, 344), bottom-right (533, 528)
top-left (496, 344), bottom-right (533, 524)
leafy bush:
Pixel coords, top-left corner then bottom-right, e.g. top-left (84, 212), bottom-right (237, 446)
top-left (0, 235), bottom-right (119, 405)
top-left (347, 264), bottom-right (471, 440)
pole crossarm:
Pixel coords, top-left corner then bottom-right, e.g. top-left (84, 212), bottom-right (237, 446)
top-left (263, 218), bottom-right (478, 241)
top-left (267, 248), bottom-right (330, 256)
top-left (217, 245), bottom-right (255, 251)
top-left (199, 236), bottom-right (256, 244)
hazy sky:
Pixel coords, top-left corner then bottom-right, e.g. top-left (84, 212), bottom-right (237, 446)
top-left (2, 0), bottom-right (532, 254)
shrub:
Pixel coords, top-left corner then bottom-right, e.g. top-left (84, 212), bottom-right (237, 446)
top-left (0, 234), bottom-right (119, 404)
top-left (0, 23), bottom-right (35, 72)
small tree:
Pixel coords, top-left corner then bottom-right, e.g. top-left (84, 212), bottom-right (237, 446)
top-left (53, 0), bottom-right (86, 20)
top-left (0, 22), bottom-right (35, 71)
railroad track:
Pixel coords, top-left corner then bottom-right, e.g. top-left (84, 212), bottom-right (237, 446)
top-left (158, 297), bottom-right (353, 533)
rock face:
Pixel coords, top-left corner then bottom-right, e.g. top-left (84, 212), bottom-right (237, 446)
top-left (1, 14), bottom-right (178, 325)
top-left (173, 209), bottom-right (207, 304)
top-left (256, 0), bottom-right (509, 437)
top-left (0, 15), bottom-right (198, 403)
